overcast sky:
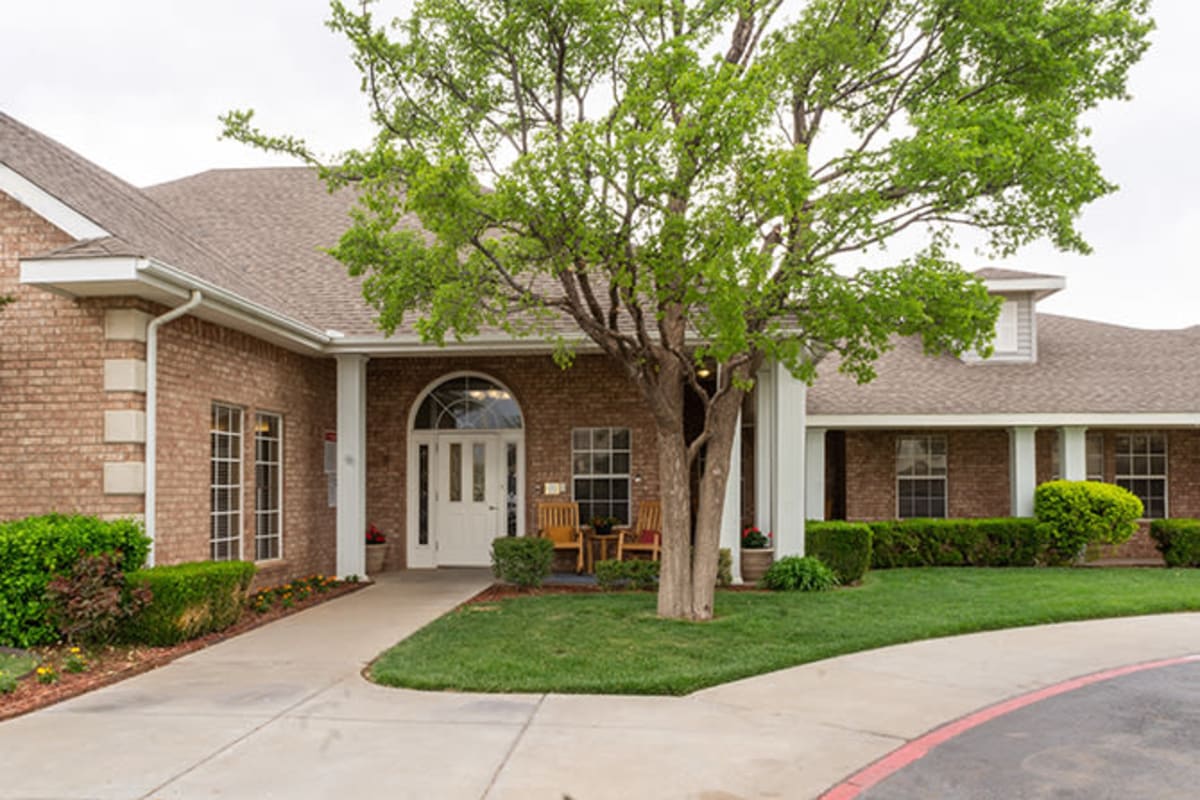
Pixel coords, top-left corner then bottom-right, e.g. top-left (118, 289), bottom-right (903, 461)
top-left (1, 1), bottom-right (1195, 329)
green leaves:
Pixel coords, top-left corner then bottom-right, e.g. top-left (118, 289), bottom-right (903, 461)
top-left (224, 0), bottom-right (1151, 385)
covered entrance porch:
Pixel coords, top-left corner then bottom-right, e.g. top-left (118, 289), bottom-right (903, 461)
top-left (331, 353), bottom-right (817, 580)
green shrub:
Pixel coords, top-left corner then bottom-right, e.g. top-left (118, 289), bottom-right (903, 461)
top-left (45, 552), bottom-right (152, 644)
top-left (0, 514), bottom-right (150, 647)
top-left (123, 561), bottom-right (255, 645)
top-left (806, 522), bottom-right (872, 583)
top-left (1149, 519), bottom-right (1200, 567)
top-left (594, 559), bottom-right (661, 590)
top-left (491, 537), bottom-right (554, 588)
top-left (761, 556), bottom-right (839, 592)
top-left (1035, 481), bottom-right (1142, 565)
top-left (626, 559), bottom-right (660, 590)
top-left (868, 518), bottom-right (1042, 569)
top-left (716, 548), bottom-right (733, 588)
top-left (594, 559), bottom-right (625, 590)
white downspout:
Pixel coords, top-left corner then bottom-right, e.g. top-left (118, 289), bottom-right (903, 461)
top-left (145, 290), bottom-right (203, 566)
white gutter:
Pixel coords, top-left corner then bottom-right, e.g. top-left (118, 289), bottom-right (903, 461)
top-left (136, 259), bottom-right (331, 351)
top-left (145, 290), bottom-right (203, 566)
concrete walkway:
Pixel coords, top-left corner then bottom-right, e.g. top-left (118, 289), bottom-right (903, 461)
top-left (2, 572), bottom-right (1198, 799)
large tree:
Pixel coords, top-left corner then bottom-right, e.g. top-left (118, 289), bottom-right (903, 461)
top-left (225, 0), bottom-right (1150, 620)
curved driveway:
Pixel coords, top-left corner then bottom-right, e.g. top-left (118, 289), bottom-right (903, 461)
top-left (1, 571), bottom-right (1198, 799)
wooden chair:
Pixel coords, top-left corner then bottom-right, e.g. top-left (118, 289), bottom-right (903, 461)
top-left (536, 501), bottom-right (585, 573)
top-left (617, 500), bottom-right (662, 562)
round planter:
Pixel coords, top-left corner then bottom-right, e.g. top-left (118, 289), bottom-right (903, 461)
top-left (740, 548), bottom-right (774, 583)
top-left (365, 543), bottom-right (388, 575)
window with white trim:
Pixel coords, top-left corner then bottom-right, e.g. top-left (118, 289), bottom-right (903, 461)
top-left (254, 412), bottom-right (282, 561)
top-left (897, 435), bottom-right (947, 518)
top-left (211, 403), bottom-right (243, 561)
top-left (1115, 432), bottom-right (1167, 519)
top-left (994, 299), bottom-right (1019, 353)
top-left (572, 428), bottom-right (631, 525)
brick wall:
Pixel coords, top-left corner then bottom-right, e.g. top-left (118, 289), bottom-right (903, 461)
top-left (842, 426), bottom-right (1200, 561)
top-left (844, 430), bottom-right (896, 520)
top-left (948, 429), bottom-right (1011, 517)
top-left (155, 316), bottom-right (337, 584)
top-left (0, 190), bottom-right (144, 519)
top-left (844, 429), bottom-right (1012, 521)
top-left (365, 355), bottom-right (660, 568)
top-left (1086, 429), bottom-right (1200, 560)
top-left (1035, 428), bottom-right (1057, 485)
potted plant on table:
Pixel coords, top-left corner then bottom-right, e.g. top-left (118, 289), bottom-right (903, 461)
top-left (591, 515), bottom-right (621, 537)
top-left (365, 523), bottom-right (387, 575)
top-left (740, 526), bottom-right (774, 583)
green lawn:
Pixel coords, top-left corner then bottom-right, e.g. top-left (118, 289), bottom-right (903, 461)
top-left (369, 568), bottom-right (1200, 695)
top-left (0, 648), bottom-right (37, 689)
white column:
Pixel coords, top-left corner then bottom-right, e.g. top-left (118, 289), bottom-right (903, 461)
top-left (1009, 426), bottom-right (1037, 517)
top-left (1060, 426), bottom-right (1088, 481)
top-left (773, 361), bottom-right (807, 557)
top-left (754, 365), bottom-right (774, 535)
top-left (720, 412), bottom-right (744, 584)
top-left (336, 354), bottom-right (369, 578)
top-left (805, 428), bottom-right (826, 523)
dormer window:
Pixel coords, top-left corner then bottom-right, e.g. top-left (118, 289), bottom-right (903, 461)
top-left (965, 268), bottom-right (1067, 365)
top-left (994, 299), bottom-right (1019, 354)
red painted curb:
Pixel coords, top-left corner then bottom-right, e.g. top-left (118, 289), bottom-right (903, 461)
top-left (819, 654), bottom-right (1200, 800)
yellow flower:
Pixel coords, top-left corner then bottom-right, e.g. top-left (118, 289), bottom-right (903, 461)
top-left (69, 647), bottom-right (81, 654)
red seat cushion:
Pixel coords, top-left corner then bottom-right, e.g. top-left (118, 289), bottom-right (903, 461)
top-left (638, 529), bottom-right (660, 544)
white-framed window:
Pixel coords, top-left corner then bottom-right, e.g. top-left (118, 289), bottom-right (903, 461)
top-left (994, 299), bottom-right (1019, 353)
top-left (897, 435), bottom-right (947, 518)
top-left (211, 403), bottom-right (243, 561)
top-left (254, 412), bottom-right (283, 561)
top-left (1115, 432), bottom-right (1167, 519)
top-left (572, 427), bottom-right (631, 524)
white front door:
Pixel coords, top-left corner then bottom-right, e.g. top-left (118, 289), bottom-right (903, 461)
top-left (435, 434), bottom-right (501, 565)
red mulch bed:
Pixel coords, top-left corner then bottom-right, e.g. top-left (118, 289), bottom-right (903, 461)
top-left (0, 581), bottom-right (365, 723)
top-left (463, 581), bottom-right (767, 606)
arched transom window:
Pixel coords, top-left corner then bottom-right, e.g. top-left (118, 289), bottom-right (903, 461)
top-left (413, 376), bottom-right (523, 430)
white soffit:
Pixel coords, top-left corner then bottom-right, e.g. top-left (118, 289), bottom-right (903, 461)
top-left (0, 163), bottom-right (110, 240)
top-left (982, 276), bottom-right (1066, 300)
top-left (807, 413), bottom-right (1200, 428)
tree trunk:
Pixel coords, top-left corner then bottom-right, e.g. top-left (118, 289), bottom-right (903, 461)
top-left (655, 424), bottom-right (694, 618)
top-left (652, 370), bottom-right (745, 621)
top-left (688, 388), bottom-right (743, 619)
top-left (650, 354), bottom-right (693, 618)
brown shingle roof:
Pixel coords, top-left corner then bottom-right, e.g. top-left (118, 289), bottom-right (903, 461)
top-left (0, 112), bottom-right (300, 320)
top-left (143, 168), bottom-right (600, 339)
top-left (974, 267), bottom-right (1064, 281)
top-left (808, 314), bottom-right (1200, 416)
top-left (142, 167), bottom-right (386, 335)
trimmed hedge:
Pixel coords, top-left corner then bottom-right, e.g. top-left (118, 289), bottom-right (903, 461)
top-left (0, 514), bottom-right (150, 647)
top-left (491, 536), bottom-right (554, 588)
top-left (868, 518), bottom-right (1042, 569)
top-left (594, 558), bottom-right (660, 590)
top-left (1150, 519), bottom-right (1200, 567)
top-left (1035, 480), bottom-right (1142, 565)
top-left (123, 561), bottom-right (256, 645)
top-left (805, 522), bottom-right (872, 584)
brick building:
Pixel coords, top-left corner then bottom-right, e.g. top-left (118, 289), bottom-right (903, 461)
top-left (0, 113), bottom-right (1189, 581)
